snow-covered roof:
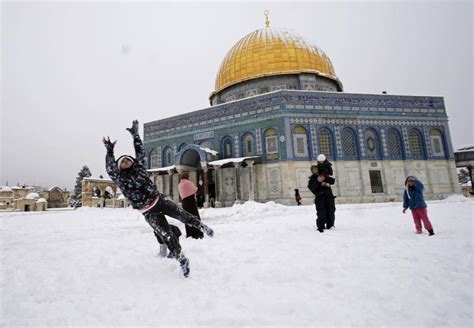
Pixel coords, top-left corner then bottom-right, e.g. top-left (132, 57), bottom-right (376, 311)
top-left (48, 186), bottom-right (63, 192)
top-left (198, 146), bottom-right (219, 156)
top-left (117, 194), bottom-right (125, 200)
top-left (26, 192), bottom-right (40, 200)
top-left (36, 198), bottom-right (47, 203)
top-left (83, 176), bottom-right (113, 182)
top-left (148, 165), bottom-right (177, 173)
top-left (456, 145), bottom-right (474, 152)
top-left (209, 156), bottom-right (261, 167)
top-left (0, 186), bottom-right (13, 192)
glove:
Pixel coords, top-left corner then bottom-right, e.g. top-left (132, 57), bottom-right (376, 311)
top-left (102, 136), bottom-right (117, 154)
top-left (126, 120), bottom-right (139, 136)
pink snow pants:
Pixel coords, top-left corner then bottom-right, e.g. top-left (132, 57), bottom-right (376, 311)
top-left (411, 207), bottom-right (433, 232)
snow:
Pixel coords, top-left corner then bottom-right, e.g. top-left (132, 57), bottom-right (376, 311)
top-left (1, 196), bottom-right (472, 327)
top-left (147, 165), bottom-right (176, 173)
top-left (209, 156), bottom-right (260, 167)
top-left (36, 198), bottom-right (47, 203)
top-left (83, 176), bottom-right (112, 182)
top-left (199, 146), bottom-right (218, 156)
top-left (0, 186), bottom-right (13, 192)
top-left (456, 144), bottom-right (474, 152)
top-left (25, 192), bottom-right (40, 200)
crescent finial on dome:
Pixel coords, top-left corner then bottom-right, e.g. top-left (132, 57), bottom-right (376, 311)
top-left (264, 10), bottom-right (270, 27)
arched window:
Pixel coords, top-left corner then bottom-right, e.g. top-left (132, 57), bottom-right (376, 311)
top-left (92, 186), bottom-right (101, 198)
top-left (221, 137), bottom-right (233, 159)
top-left (104, 186), bottom-right (114, 199)
top-left (177, 143), bottom-right (187, 152)
top-left (150, 148), bottom-right (159, 168)
top-left (409, 130), bottom-right (424, 157)
top-left (292, 126), bottom-right (309, 157)
top-left (430, 129), bottom-right (445, 157)
top-left (264, 128), bottom-right (279, 160)
top-left (387, 128), bottom-right (403, 159)
top-left (365, 128), bottom-right (380, 158)
top-left (163, 147), bottom-right (173, 166)
top-left (242, 133), bottom-right (255, 156)
top-left (342, 127), bottom-right (358, 158)
top-left (319, 128), bottom-right (334, 157)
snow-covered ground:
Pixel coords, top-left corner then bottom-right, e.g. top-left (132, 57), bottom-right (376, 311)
top-left (1, 196), bottom-right (472, 327)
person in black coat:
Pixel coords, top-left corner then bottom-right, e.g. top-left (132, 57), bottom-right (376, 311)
top-left (102, 120), bottom-right (214, 277)
top-left (308, 165), bottom-right (336, 232)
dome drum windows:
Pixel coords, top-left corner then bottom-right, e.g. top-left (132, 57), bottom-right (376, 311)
top-left (387, 128), bottom-right (403, 159)
top-left (409, 129), bottom-right (425, 158)
top-left (264, 128), bottom-right (279, 161)
top-left (292, 126), bottom-right (309, 158)
top-left (270, 85), bottom-right (286, 91)
top-left (150, 148), bottom-right (159, 169)
top-left (430, 129), bottom-right (445, 157)
top-left (163, 147), bottom-right (174, 167)
top-left (242, 133), bottom-right (255, 156)
top-left (221, 137), bottom-right (233, 159)
top-left (365, 128), bottom-right (380, 158)
top-left (341, 127), bottom-right (358, 158)
top-left (318, 128), bottom-right (334, 157)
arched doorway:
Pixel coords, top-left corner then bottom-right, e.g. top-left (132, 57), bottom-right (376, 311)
top-left (175, 144), bottom-right (218, 207)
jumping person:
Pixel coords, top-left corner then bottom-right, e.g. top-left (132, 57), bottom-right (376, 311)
top-left (102, 120), bottom-right (214, 277)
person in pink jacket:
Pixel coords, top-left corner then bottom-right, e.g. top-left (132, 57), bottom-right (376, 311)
top-left (178, 172), bottom-right (204, 239)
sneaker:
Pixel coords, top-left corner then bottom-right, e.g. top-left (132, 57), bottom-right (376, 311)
top-left (178, 254), bottom-right (190, 278)
top-left (317, 228), bottom-right (324, 233)
top-left (428, 230), bottom-right (435, 236)
top-left (201, 224), bottom-right (214, 237)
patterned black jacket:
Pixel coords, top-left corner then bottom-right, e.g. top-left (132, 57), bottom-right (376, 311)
top-left (105, 134), bottom-right (159, 209)
top-left (308, 174), bottom-right (335, 201)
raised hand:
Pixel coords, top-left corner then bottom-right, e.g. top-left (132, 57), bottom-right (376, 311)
top-left (126, 120), bottom-right (139, 136)
top-left (102, 136), bottom-right (117, 153)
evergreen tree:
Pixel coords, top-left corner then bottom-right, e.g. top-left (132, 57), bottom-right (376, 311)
top-left (69, 166), bottom-right (92, 208)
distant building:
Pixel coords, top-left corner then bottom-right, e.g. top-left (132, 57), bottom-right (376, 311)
top-left (454, 145), bottom-right (474, 196)
top-left (143, 16), bottom-right (460, 206)
top-left (0, 185), bottom-right (69, 211)
top-left (81, 177), bottom-right (127, 208)
top-left (15, 192), bottom-right (47, 212)
top-left (42, 187), bottom-right (70, 208)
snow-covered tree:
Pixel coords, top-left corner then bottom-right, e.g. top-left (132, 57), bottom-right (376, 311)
top-left (69, 166), bottom-right (92, 208)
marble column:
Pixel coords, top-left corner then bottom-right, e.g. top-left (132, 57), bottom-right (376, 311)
top-left (234, 163), bottom-right (242, 205)
top-left (213, 164), bottom-right (222, 208)
top-left (201, 162), bottom-right (210, 208)
top-left (246, 160), bottom-right (255, 201)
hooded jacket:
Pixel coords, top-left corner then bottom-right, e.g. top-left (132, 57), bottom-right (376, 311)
top-left (403, 176), bottom-right (427, 210)
top-left (105, 134), bottom-right (159, 209)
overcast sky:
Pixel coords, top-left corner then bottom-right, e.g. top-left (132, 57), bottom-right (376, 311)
top-left (1, 0), bottom-right (472, 190)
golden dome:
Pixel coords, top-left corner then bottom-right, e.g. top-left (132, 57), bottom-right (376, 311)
top-left (213, 26), bottom-right (342, 94)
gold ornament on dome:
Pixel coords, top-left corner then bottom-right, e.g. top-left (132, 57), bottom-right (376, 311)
top-left (212, 11), bottom-right (342, 94)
